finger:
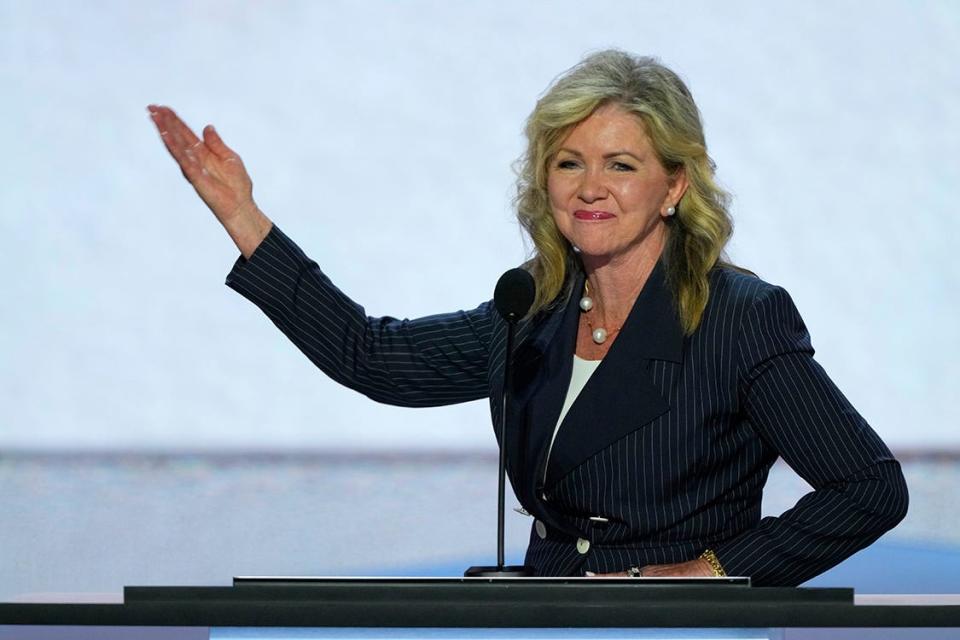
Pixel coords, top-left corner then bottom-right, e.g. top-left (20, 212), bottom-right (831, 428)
top-left (155, 121), bottom-right (211, 186)
top-left (168, 120), bottom-right (215, 176)
top-left (152, 106), bottom-right (211, 169)
top-left (169, 119), bottom-right (205, 164)
top-left (154, 115), bottom-right (199, 171)
top-left (148, 105), bottom-right (181, 141)
top-left (147, 105), bottom-right (171, 140)
top-left (156, 105), bottom-right (202, 148)
top-left (203, 125), bottom-right (239, 161)
top-left (149, 107), bottom-right (193, 159)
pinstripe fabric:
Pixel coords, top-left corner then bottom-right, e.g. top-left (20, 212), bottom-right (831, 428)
top-left (226, 226), bottom-right (908, 586)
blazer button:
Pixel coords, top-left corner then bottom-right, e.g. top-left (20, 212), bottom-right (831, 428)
top-left (576, 538), bottom-right (591, 554)
top-left (535, 520), bottom-right (547, 539)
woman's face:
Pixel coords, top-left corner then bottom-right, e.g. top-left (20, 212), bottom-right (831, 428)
top-left (547, 104), bottom-right (686, 265)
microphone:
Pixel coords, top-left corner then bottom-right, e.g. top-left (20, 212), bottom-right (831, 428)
top-left (464, 269), bottom-right (537, 578)
top-left (493, 268), bottom-right (536, 321)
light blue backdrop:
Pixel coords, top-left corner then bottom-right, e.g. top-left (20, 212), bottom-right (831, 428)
top-left (2, 0), bottom-right (958, 451)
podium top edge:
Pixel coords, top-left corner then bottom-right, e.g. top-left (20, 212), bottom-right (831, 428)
top-left (232, 575), bottom-right (751, 586)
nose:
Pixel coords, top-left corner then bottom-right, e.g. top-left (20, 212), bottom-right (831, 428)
top-left (578, 168), bottom-right (608, 203)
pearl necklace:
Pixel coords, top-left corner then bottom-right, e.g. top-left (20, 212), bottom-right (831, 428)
top-left (579, 283), bottom-right (621, 345)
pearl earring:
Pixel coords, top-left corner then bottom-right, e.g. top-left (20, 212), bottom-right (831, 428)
top-left (666, 206), bottom-right (676, 216)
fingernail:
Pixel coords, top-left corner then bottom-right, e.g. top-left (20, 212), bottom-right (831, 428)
top-left (584, 571), bottom-right (595, 577)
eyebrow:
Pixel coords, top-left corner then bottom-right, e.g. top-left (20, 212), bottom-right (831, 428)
top-left (557, 148), bottom-right (643, 161)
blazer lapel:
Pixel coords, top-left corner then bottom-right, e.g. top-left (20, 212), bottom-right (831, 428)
top-left (500, 259), bottom-right (684, 536)
top-left (522, 286), bottom-right (581, 495)
top-left (542, 258), bottom-right (685, 489)
top-left (502, 272), bottom-right (583, 513)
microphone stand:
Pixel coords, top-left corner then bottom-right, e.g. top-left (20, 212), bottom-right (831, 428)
top-left (465, 308), bottom-right (535, 578)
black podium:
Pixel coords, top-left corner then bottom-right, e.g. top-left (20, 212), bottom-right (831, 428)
top-left (3, 578), bottom-right (960, 639)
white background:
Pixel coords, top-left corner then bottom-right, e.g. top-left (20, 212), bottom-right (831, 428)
top-left (2, 0), bottom-right (958, 451)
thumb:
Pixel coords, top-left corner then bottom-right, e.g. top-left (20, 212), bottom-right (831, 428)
top-left (203, 125), bottom-right (238, 160)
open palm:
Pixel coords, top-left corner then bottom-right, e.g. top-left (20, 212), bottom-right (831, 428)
top-left (148, 104), bottom-right (270, 257)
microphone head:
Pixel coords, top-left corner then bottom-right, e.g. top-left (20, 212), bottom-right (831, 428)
top-left (494, 268), bottom-right (536, 321)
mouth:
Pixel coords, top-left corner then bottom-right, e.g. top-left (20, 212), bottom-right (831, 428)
top-left (574, 210), bottom-right (615, 221)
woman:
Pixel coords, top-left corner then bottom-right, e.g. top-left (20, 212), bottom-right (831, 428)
top-left (148, 50), bottom-right (907, 585)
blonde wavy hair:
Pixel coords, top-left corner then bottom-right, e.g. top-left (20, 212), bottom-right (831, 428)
top-left (516, 50), bottom-right (738, 334)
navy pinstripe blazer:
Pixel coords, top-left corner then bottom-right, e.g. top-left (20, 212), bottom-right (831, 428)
top-left (226, 226), bottom-right (908, 586)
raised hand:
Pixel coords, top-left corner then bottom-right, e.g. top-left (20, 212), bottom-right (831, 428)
top-left (148, 105), bottom-right (271, 258)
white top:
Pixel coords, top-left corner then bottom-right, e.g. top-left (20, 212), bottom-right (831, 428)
top-left (543, 355), bottom-right (602, 484)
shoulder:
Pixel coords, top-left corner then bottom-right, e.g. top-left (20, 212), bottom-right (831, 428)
top-left (704, 265), bottom-right (813, 365)
top-left (707, 264), bottom-right (784, 308)
top-left (698, 265), bottom-right (776, 330)
top-left (697, 264), bottom-right (809, 347)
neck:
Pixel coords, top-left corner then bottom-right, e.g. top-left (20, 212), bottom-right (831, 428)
top-left (580, 236), bottom-right (664, 326)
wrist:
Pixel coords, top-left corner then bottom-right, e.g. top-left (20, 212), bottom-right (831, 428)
top-left (223, 202), bottom-right (272, 259)
top-left (699, 548), bottom-right (727, 577)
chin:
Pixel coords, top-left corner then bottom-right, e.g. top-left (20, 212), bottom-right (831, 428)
top-left (572, 245), bottom-right (618, 263)
top-left (565, 234), bottom-right (611, 256)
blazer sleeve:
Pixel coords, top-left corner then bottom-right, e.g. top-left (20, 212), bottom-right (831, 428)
top-left (712, 285), bottom-right (909, 586)
top-left (224, 225), bottom-right (494, 407)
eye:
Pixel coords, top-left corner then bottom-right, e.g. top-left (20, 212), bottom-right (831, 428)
top-left (611, 161), bottom-right (635, 172)
top-left (556, 159), bottom-right (580, 170)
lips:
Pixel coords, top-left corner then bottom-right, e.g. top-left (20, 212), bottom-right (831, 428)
top-left (574, 210), bottom-right (615, 220)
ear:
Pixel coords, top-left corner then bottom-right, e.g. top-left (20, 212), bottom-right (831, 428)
top-left (664, 165), bottom-right (689, 215)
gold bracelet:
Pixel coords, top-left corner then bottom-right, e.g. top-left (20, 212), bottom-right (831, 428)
top-left (699, 549), bottom-right (727, 577)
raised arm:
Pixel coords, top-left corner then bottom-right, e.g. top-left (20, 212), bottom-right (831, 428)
top-left (225, 227), bottom-right (496, 407)
top-left (147, 105), bottom-right (272, 258)
top-left (147, 105), bottom-right (496, 406)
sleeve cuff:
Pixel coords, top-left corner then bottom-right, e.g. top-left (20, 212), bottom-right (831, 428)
top-left (224, 224), bottom-right (317, 310)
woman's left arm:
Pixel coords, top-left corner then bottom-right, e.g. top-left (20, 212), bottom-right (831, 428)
top-left (710, 285), bottom-right (909, 586)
